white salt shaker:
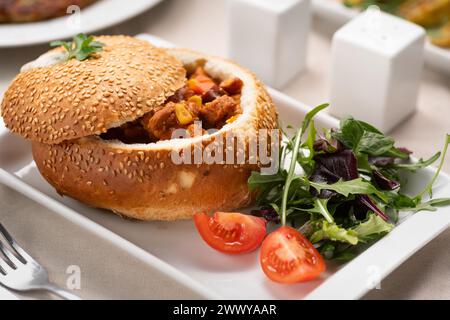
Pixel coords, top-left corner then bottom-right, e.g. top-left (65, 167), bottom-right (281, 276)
top-left (226, 0), bottom-right (311, 89)
top-left (329, 7), bottom-right (426, 133)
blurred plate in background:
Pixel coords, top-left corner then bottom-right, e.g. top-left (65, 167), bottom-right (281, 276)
top-left (0, 0), bottom-right (163, 48)
top-left (312, 0), bottom-right (450, 75)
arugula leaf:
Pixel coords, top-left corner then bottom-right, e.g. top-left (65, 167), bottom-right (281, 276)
top-left (400, 198), bottom-right (450, 213)
top-left (352, 214), bottom-right (394, 242)
top-left (389, 193), bottom-right (419, 209)
top-left (416, 134), bottom-right (450, 200)
top-left (50, 33), bottom-right (104, 61)
top-left (312, 198), bottom-right (333, 223)
top-left (301, 103), bottom-right (329, 133)
top-left (299, 120), bottom-right (317, 175)
top-left (311, 220), bottom-right (358, 245)
top-left (381, 190), bottom-right (450, 214)
top-left (248, 171), bottom-right (286, 190)
top-left (291, 199), bottom-right (336, 223)
top-left (391, 152), bottom-right (441, 171)
top-left (280, 104), bottom-right (330, 225)
top-left (309, 178), bottom-right (389, 203)
top-left (384, 147), bottom-right (410, 159)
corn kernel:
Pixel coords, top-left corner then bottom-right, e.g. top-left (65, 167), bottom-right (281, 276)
top-left (174, 103), bottom-right (193, 125)
top-left (226, 115), bottom-right (239, 124)
top-left (188, 95), bottom-right (202, 107)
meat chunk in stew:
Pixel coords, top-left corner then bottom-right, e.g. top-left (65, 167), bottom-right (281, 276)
top-left (141, 103), bottom-right (178, 141)
top-left (220, 77), bottom-right (244, 96)
top-left (199, 95), bottom-right (239, 128)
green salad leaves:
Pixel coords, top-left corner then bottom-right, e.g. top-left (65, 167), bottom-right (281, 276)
top-left (249, 104), bottom-right (450, 261)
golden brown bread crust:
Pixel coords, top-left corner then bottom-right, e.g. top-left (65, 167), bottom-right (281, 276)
top-left (0, 0), bottom-right (97, 23)
top-left (30, 48), bottom-right (278, 221)
top-left (32, 139), bottom-right (258, 220)
top-left (1, 36), bottom-right (186, 144)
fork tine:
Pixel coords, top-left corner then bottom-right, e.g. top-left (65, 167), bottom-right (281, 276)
top-left (0, 254), bottom-right (12, 275)
top-left (0, 240), bottom-right (22, 268)
top-left (0, 223), bottom-right (32, 264)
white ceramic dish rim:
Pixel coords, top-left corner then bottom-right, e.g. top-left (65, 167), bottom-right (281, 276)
top-left (0, 0), bottom-right (163, 48)
top-left (0, 34), bottom-right (449, 299)
top-left (311, 0), bottom-right (450, 75)
top-left (0, 168), bottom-right (220, 299)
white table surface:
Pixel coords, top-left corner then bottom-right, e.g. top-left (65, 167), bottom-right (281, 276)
top-left (0, 0), bottom-right (449, 299)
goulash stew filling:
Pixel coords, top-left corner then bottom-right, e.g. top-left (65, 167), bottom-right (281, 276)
top-left (101, 63), bottom-right (243, 144)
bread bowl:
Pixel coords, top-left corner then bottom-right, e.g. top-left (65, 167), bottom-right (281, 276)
top-left (1, 35), bottom-right (278, 220)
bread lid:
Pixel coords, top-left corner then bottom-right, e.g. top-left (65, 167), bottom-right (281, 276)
top-left (0, 35), bottom-right (186, 144)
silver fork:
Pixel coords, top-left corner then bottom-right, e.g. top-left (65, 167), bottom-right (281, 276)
top-left (0, 223), bottom-right (81, 300)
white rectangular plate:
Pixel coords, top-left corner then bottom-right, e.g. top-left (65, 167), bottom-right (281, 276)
top-left (312, 0), bottom-right (450, 75)
top-left (0, 34), bottom-right (449, 299)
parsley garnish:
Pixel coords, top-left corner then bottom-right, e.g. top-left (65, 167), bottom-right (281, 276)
top-left (50, 33), bottom-right (104, 61)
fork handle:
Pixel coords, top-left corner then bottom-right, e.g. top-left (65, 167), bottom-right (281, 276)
top-left (41, 284), bottom-right (81, 300)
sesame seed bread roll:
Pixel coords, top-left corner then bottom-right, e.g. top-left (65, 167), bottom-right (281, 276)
top-left (32, 139), bottom-right (260, 221)
top-left (1, 36), bottom-right (186, 144)
top-left (2, 38), bottom-right (278, 220)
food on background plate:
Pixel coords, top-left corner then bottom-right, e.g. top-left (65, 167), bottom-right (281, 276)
top-left (343, 0), bottom-right (450, 47)
top-left (0, 0), bottom-right (97, 23)
top-left (429, 21), bottom-right (450, 47)
top-left (0, 34), bottom-right (278, 220)
top-left (195, 104), bottom-right (449, 283)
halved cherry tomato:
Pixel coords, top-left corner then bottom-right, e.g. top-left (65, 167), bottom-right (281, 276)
top-left (194, 212), bottom-right (267, 254)
top-left (260, 226), bottom-right (325, 283)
